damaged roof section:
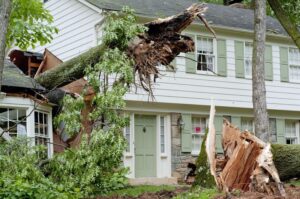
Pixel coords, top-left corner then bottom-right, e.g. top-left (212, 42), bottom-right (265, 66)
top-left (2, 60), bottom-right (45, 92)
top-left (86, 0), bottom-right (287, 36)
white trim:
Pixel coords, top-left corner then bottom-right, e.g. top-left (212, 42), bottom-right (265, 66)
top-left (77, 0), bottom-right (103, 13)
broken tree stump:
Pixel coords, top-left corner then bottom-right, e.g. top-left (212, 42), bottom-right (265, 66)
top-left (206, 103), bottom-right (286, 197)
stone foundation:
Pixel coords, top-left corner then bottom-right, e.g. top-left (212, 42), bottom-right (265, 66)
top-left (171, 113), bottom-right (197, 182)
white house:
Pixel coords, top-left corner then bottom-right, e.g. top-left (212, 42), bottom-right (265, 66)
top-left (36, 0), bottom-right (300, 182)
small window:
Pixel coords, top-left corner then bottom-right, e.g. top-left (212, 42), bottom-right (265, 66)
top-left (285, 120), bottom-right (299, 144)
top-left (0, 108), bottom-right (27, 137)
top-left (34, 111), bottom-right (50, 158)
top-left (124, 126), bottom-right (130, 153)
top-left (241, 117), bottom-right (254, 133)
top-left (289, 48), bottom-right (300, 82)
top-left (191, 117), bottom-right (206, 154)
top-left (269, 118), bottom-right (277, 143)
top-left (160, 116), bottom-right (165, 154)
top-left (196, 37), bottom-right (215, 72)
top-left (244, 42), bottom-right (253, 78)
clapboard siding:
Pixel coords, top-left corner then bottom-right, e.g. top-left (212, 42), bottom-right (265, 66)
top-left (32, 0), bottom-right (102, 61)
top-left (125, 38), bottom-right (300, 111)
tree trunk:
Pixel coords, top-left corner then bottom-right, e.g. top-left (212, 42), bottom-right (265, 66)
top-left (0, 0), bottom-right (12, 91)
top-left (272, 144), bottom-right (300, 181)
top-left (268, 0), bottom-right (300, 50)
top-left (252, 0), bottom-right (269, 142)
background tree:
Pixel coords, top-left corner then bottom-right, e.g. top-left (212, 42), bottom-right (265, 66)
top-left (0, 0), bottom-right (12, 92)
top-left (252, 0), bottom-right (269, 142)
top-left (0, 0), bottom-right (57, 91)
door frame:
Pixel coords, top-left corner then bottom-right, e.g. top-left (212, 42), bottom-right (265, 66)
top-left (123, 112), bottom-right (171, 178)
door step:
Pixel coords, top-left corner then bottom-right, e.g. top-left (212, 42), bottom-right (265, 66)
top-left (129, 177), bottom-right (178, 185)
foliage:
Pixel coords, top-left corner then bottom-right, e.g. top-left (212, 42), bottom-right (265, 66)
top-left (50, 7), bottom-right (146, 197)
top-left (173, 187), bottom-right (220, 199)
top-left (0, 138), bottom-right (79, 199)
top-left (193, 129), bottom-right (216, 188)
top-left (6, 0), bottom-right (58, 49)
top-left (105, 185), bottom-right (176, 197)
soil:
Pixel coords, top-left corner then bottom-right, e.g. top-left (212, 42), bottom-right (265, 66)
top-left (216, 185), bottom-right (300, 199)
top-left (96, 187), bottom-right (189, 199)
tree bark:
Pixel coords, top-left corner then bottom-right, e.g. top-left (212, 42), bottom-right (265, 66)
top-left (268, 0), bottom-right (300, 50)
top-left (252, 0), bottom-right (269, 142)
top-left (0, 0), bottom-right (12, 91)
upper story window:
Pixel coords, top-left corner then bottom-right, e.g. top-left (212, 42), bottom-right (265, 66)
top-left (0, 108), bottom-right (27, 137)
top-left (289, 48), bottom-right (300, 82)
top-left (285, 120), bottom-right (299, 144)
top-left (34, 111), bottom-right (50, 158)
top-left (244, 42), bottom-right (253, 78)
top-left (196, 37), bottom-right (216, 73)
top-left (191, 116), bottom-right (207, 154)
top-left (241, 117), bottom-right (254, 133)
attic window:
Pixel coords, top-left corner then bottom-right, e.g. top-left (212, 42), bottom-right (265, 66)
top-left (196, 37), bottom-right (215, 73)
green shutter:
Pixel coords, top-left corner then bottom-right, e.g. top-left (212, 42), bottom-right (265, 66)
top-left (215, 116), bottom-right (223, 153)
top-left (280, 47), bottom-right (289, 82)
top-left (185, 34), bottom-right (196, 73)
top-left (276, 119), bottom-right (286, 144)
top-left (265, 45), bottom-right (273, 81)
top-left (217, 39), bottom-right (227, 77)
top-left (235, 41), bottom-right (245, 78)
top-left (231, 116), bottom-right (241, 129)
top-left (181, 114), bottom-right (192, 152)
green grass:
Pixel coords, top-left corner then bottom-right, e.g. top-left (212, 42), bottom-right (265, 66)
top-left (173, 187), bottom-right (221, 199)
top-left (287, 179), bottom-right (300, 186)
top-left (104, 185), bottom-right (176, 197)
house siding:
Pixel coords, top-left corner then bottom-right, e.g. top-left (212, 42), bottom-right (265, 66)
top-left (33, 0), bottom-right (102, 61)
top-left (125, 38), bottom-right (300, 112)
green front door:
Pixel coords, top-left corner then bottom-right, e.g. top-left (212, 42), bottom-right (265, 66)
top-left (135, 115), bottom-right (156, 178)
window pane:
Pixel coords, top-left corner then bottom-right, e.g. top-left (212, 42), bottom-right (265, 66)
top-left (269, 118), bottom-right (277, 143)
top-left (241, 117), bottom-right (254, 132)
top-left (244, 43), bottom-right (253, 77)
top-left (160, 117), bottom-right (165, 153)
top-left (197, 37), bottom-right (215, 72)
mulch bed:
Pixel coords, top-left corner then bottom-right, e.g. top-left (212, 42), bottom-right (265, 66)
top-left (216, 185), bottom-right (300, 199)
top-left (96, 187), bottom-right (189, 199)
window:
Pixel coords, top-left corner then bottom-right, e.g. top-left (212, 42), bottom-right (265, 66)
top-left (223, 115), bottom-right (231, 123)
top-left (269, 118), bottom-right (277, 143)
top-left (124, 126), bottom-right (130, 153)
top-left (160, 116), bottom-right (165, 154)
top-left (244, 42), bottom-right (253, 78)
top-left (285, 120), bottom-right (299, 144)
top-left (196, 37), bottom-right (215, 72)
top-left (192, 117), bottom-right (206, 154)
top-left (0, 108), bottom-right (27, 137)
top-left (289, 48), bottom-right (300, 82)
top-left (34, 111), bottom-right (50, 158)
top-left (241, 117), bottom-right (254, 132)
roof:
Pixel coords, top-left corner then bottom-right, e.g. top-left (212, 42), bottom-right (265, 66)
top-left (86, 0), bottom-right (287, 36)
top-left (2, 60), bottom-right (45, 91)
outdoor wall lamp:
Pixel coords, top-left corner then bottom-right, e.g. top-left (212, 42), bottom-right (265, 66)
top-left (177, 115), bottom-right (185, 130)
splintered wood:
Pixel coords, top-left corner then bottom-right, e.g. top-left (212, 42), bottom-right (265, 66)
top-left (207, 104), bottom-right (286, 197)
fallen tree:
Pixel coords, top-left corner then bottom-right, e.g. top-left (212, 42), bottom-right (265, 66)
top-left (35, 3), bottom-right (212, 93)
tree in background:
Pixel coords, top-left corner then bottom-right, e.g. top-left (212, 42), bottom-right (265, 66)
top-left (252, 0), bottom-right (269, 142)
top-left (0, 0), bottom-right (57, 91)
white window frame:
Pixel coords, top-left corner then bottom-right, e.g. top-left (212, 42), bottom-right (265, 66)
top-left (241, 117), bottom-right (254, 133)
top-left (159, 116), bottom-right (166, 154)
top-left (288, 47), bottom-right (300, 83)
top-left (196, 36), bottom-right (217, 75)
top-left (191, 116), bottom-right (207, 155)
top-left (285, 120), bottom-right (300, 144)
top-left (34, 111), bottom-right (51, 158)
top-left (0, 107), bottom-right (27, 137)
top-left (244, 42), bottom-right (253, 79)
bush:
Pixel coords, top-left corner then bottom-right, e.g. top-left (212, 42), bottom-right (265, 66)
top-left (0, 138), bottom-right (79, 199)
